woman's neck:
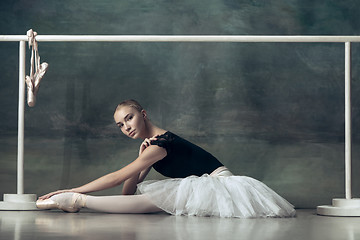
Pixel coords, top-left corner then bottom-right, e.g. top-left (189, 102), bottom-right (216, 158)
top-left (143, 121), bottom-right (167, 139)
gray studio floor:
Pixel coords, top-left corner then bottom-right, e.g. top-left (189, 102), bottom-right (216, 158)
top-left (0, 209), bottom-right (359, 240)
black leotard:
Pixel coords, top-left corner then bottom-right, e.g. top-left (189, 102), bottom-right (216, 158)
top-left (150, 132), bottom-right (223, 178)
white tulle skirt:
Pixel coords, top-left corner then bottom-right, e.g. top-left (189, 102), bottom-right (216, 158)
top-left (137, 167), bottom-right (296, 218)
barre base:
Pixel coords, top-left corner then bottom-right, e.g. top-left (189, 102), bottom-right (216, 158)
top-left (317, 198), bottom-right (360, 217)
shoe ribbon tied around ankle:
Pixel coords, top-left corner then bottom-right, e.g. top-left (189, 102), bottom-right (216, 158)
top-left (25, 29), bottom-right (49, 107)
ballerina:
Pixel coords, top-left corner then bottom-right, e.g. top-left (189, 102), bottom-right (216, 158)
top-left (36, 99), bottom-right (296, 218)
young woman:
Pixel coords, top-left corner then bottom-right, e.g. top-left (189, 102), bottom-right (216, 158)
top-left (36, 99), bottom-right (296, 218)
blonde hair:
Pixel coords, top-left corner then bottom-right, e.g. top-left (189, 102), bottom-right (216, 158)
top-left (114, 99), bottom-right (144, 113)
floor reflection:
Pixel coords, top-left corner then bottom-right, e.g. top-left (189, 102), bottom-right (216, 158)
top-left (1, 210), bottom-right (360, 240)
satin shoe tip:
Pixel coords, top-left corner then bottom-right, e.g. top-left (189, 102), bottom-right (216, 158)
top-left (36, 199), bottom-right (58, 210)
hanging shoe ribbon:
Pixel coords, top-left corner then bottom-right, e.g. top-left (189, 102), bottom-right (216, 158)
top-left (25, 29), bottom-right (49, 107)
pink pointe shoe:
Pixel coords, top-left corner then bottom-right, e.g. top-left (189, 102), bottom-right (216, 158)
top-left (36, 193), bottom-right (86, 213)
top-left (33, 62), bottom-right (48, 95)
top-left (25, 76), bottom-right (36, 107)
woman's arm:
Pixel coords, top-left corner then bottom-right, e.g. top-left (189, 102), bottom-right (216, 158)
top-left (121, 173), bottom-right (141, 195)
top-left (39, 145), bottom-right (166, 199)
top-left (121, 167), bottom-right (151, 195)
top-left (138, 167), bottom-right (152, 182)
top-left (122, 137), bottom-right (160, 195)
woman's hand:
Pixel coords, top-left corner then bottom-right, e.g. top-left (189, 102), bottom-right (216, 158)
top-left (139, 136), bottom-right (158, 156)
top-left (38, 189), bottom-right (75, 200)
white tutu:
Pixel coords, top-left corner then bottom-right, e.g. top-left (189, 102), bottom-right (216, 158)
top-left (137, 168), bottom-right (296, 218)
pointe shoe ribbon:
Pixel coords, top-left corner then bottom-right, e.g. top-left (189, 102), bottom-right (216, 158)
top-left (25, 29), bottom-right (49, 107)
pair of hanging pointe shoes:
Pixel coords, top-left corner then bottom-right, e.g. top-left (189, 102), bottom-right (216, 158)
top-left (36, 192), bottom-right (86, 213)
top-left (25, 62), bottom-right (48, 107)
top-left (25, 29), bottom-right (49, 107)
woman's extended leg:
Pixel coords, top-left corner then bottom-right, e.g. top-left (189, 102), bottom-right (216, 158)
top-left (85, 194), bottom-right (162, 213)
top-left (36, 192), bottom-right (162, 214)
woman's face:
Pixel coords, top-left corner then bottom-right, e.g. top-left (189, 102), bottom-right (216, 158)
top-left (114, 106), bottom-right (146, 139)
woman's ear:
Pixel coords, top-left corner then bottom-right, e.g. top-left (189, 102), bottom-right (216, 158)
top-left (141, 109), bottom-right (147, 119)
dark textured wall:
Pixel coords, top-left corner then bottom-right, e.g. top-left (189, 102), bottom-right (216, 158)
top-left (1, 0), bottom-right (360, 208)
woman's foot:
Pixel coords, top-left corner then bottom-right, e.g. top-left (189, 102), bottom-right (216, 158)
top-left (36, 192), bottom-right (87, 213)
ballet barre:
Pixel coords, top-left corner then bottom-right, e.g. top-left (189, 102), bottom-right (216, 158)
top-left (1, 35), bottom-right (360, 42)
top-left (0, 34), bottom-right (359, 215)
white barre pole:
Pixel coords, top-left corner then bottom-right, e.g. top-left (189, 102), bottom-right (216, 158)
top-left (33, 35), bottom-right (360, 42)
top-left (17, 41), bottom-right (26, 194)
top-left (2, 35), bottom-right (360, 42)
top-left (345, 42), bottom-right (352, 199)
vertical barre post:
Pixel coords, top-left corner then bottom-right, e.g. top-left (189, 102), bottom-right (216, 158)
top-left (0, 40), bottom-right (37, 209)
top-left (345, 42), bottom-right (352, 200)
top-left (17, 40), bottom-right (25, 195)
